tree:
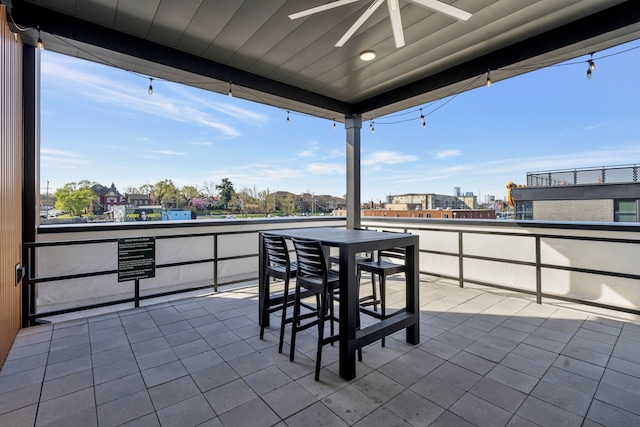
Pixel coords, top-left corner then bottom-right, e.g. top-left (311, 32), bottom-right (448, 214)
top-left (282, 193), bottom-right (296, 216)
top-left (150, 179), bottom-right (179, 208)
top-left (181, 185), bottom-right (200, 201)
top-left (122, 185), bottom-right (139, 196)
top-left (201, 180), bottom-right (217, 199)
top-left (237, 186), bottom-right (260, 214)
top-left (139, 183), bottom-right (154, 196)
top-left (40, 192), bottom-right (56, 209)
top-left (216, 178), bottom-right (235, 210)
top-left (257, 188), bottom-right (273, 216)
top-left (54, 182), bottom-right (98, 216)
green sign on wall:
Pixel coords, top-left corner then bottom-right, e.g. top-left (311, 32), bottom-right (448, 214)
top-left (118, 237), bottom-right (156, 282)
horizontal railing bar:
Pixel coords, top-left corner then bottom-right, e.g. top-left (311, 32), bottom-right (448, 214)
top-left (540, 291), bottom-right (640, 316)
top-left (28, 275), bottom-right (260, 323)
top-left (421, 247), bottom-right (640, 282)
top-left (539, 263), bottom-right (640, 281)
top-left (30, 269), bottom-right (118, 284)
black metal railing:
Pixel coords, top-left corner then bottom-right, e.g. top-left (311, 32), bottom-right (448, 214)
top-left (362, 218), bottom-right (640, 316)
top-left (23, 232), bottom-right (249, 326)
top-left (526, 164), bottom-right (640, 186)
top-left (24, 218), bottom-right (345, 327)
top-left (24, 217), bottom-right (640, 327)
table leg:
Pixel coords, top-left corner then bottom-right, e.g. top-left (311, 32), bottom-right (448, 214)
top-left (258, 233), bottom-right (268, 327)
top-left (406, 239), bottom-right (420, 344)
top-left (338, 244), bottom-right (358, 380)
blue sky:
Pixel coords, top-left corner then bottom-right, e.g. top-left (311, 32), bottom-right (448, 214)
top-left (40, 40), bottom-right (640, 203)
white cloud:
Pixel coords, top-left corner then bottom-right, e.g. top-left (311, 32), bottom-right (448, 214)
top-left (41, 52), bottom-right (243, 137)
top-left (434, 149), bottom-right (462, 159)
top-left (307, 163), bottom-right (344, 175)
top-left (150, 150), bottom-right (185, 156)
top-left (362, 151), bottom-right (418, 166)
top-left (40, 147), bottom-right (90, 170)
top-left (585, 121), bottom-right (611, 130)
top-left (168, 84), bottom-right (269, 125)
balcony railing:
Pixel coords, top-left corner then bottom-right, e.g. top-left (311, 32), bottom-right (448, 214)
top-left (526, 163), bottom-right (640, 186)
top-left (24, 216), bottom-right (640, 326)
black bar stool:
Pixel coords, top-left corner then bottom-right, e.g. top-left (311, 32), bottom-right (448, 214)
top-left (288, 238), bottom-right (341, 381)
top-left (260, 233), bottom-right (298, 342)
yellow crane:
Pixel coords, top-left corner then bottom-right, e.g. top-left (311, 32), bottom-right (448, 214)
top-left (506, 182), bottom-right (526, 207)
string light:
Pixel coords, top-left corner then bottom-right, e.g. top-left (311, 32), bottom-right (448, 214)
top-left (39, 23), bottom-right (636, 136)
top-left (36, 26), bottom-right (44, 50)
top-left (419, 108), bottom-right (425, 129)
top-left (587, 53), bottom-right (596, 80)
top-left (228, 81), bottom-right (233, 97)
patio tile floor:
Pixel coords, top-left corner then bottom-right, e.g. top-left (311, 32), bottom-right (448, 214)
top-left (1, 276), bottom-right (640, 426)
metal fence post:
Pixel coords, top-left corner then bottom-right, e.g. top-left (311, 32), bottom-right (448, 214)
top-left (458, 232), bottom-right (464, 288)
top-left (535, 236), bottom-right (542, 304)
top-left (134, 279), bottom-right (140, 307)
top-left (213, 234), bottom-right (218, 292)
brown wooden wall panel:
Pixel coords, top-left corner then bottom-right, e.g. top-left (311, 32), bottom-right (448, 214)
top-left (0, 6), bottom-right (23, 369)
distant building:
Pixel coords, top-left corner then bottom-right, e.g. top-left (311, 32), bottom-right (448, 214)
top-left (91, 182), bottom-right (123, 214)
top-left (386, 193), bottom-right (477, 210)
top-left (297, 192), bottom-right (346, 213)
top-left (509, 164), bottom-right (640, 222)
top-left (127, 193), bottom-right (152, 207)
top-left (363, 209), bottom-right (495, 219)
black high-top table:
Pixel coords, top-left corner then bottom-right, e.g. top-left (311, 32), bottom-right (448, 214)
top-left (259, 228), bottom-right (420, 380)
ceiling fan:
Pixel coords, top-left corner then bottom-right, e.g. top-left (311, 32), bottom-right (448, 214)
top-left (289, 0), bottom-right (472, 49)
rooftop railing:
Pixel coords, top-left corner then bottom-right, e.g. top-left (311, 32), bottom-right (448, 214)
top-left (526, 164), bottom-right (640, 186)
top-left (24, 216), bottom-right (640, 326)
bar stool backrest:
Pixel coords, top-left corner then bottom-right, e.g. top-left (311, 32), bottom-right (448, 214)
top-left (263, 233), bottom-right (293, 275)
top-left (291, 238), bottom-right (327, 282)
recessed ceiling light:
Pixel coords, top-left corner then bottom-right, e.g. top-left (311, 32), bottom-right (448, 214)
top-left (360, 50), bottom-right (376, 61)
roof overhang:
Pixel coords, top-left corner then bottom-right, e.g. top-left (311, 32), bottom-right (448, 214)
top-left (7, 0), bottom-right (640, 120)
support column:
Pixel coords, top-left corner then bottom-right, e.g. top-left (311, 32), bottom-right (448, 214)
top-left (22, 44), bottom-right (38, 327)
top-left (345, 115), bottom-right (361, 230)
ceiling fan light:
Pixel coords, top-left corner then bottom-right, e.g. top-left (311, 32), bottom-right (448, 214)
top-left (360, 50), bottom-right (376, 61)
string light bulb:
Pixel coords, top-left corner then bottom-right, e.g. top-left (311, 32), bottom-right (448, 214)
top-left (587, 53), bottom-right (595, 80)
top-left (420, 108), bottom-right (425, 129)
top-left (486, 70), bottom-right (491, 88)
top-left (36, 26), bottom-right (44, 50)
top-left (333, 119), bottom-right (336, 129)
top-left (227, 81), bottom-right (233, 97)
top-left (286, 111), bottom-right (290, 124)
top-left (371, 121), bottom-right (375, 134)
top-left (148, 78), bottom-right (153, 95)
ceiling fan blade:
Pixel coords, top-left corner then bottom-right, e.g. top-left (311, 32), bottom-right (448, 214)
top-left (387, 0), bottom-right (405, 48)
top-left (406, 0), bottom-right (472, 21)
top-left (289, 0), bottom-right (360, 20)
top-left (336, 0), bottom-right (386, 47)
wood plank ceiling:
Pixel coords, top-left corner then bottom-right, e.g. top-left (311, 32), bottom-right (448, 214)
top-left (7, 0), bottom-right (640, 121)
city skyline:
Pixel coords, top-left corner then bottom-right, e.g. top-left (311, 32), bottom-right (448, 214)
top-left (40, 40), bottom-right (640, 203)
